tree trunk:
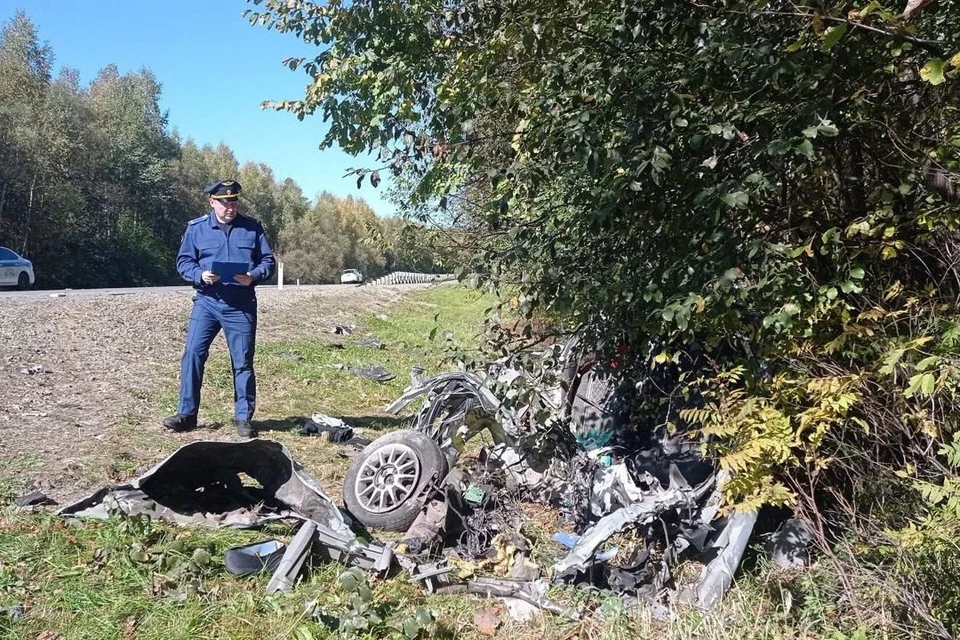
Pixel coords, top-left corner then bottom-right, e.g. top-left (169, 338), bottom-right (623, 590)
top-left (0, 182), bottom-right (7, 235)
top-left (22, 174), bottom-right (37, 254)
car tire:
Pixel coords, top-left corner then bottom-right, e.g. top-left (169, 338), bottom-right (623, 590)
top-left (342, 430), bottom-right (447, 531)
top-left (17, 272), bottom-right (29, 290)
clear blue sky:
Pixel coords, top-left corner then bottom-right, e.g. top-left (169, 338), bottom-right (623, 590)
top-left (0, 0), bottom-right (394, 216)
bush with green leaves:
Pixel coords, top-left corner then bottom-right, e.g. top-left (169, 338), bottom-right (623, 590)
top-left (249, 0), bottom-right (960, 632)
top-left (303, 567), bottom-right (437, 639)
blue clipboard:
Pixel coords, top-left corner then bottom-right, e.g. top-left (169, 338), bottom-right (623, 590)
top-left (212, 261), bottom-right (250, 285)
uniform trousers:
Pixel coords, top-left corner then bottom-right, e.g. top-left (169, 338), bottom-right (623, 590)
top-left (177, 293), bottom-right (258, 420)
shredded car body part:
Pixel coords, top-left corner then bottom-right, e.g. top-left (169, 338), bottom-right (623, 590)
top-left (59, 439), bottom-right (352, 536)
top-left (677, 509), bottom-right (759, 610)
top-left (552, 477), bottom-right (715, 575)
top-left (266, 521), bottom-right (317, 593)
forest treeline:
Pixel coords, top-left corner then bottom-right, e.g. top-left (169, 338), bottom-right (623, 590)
top-left (0, 11), bottom-right (451, 288)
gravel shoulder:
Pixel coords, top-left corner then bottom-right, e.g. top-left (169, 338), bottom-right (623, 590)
top-left (0, 284), bottom-right (422, 503)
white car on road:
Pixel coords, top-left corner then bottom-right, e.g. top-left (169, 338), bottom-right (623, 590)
top-left (0, 246), bottom-right (34, 289)
top-left (340, 269), bottom-right (363, 284)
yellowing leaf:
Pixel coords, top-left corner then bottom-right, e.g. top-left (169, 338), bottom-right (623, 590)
top-left (857, 307), bottom-right (886, 322)
top-left (845, 220), bottom-right (871, 237)
top-left (920, 58), bottom-right (946, 86)
top-left (884, 280), bottom-right (903, 300)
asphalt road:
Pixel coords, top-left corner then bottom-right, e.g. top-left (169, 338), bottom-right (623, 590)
top-left (0, 283), bottom-right (377, 300)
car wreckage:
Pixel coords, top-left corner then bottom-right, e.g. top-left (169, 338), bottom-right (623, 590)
top-left (58, 342), bottom-right (806, 619)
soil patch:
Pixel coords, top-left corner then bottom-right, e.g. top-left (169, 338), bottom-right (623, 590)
top-left (0, 285), bottom-right (418, 503)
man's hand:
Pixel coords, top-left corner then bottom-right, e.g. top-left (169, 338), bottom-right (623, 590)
top-left (201, 270), bottom-right (221, 285)
top-left (233, 273), bottom-right (255, 286)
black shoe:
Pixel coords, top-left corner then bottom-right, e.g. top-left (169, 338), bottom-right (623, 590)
top-left (162, 413), bottom-right (197, 432)
top-left (235, 420), bottom-right (257, 438)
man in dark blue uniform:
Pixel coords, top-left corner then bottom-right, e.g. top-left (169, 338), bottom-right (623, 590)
top-left (162, 180), bottom-right (276, 437)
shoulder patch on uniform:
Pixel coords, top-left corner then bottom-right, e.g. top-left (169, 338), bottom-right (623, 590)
top-left (187, 214), bottom-right (209, 226)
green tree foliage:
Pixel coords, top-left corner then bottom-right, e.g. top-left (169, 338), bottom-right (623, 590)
top-left (0, 11), bottom-right (439, 288)
top-left (378, 215), bottom-right (456, 273)
top-left (252, 0), bottom-right (960, 629)
top-left (278, 212), bottom-right (346, 283)
top-left (277, 191), bottom-right (446, 282)
top-left (276, 177), bottom-right (310, 228)
top-left (0, 11), bottom-right (56, 254)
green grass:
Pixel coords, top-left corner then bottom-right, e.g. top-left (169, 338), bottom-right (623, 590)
top-left (0, 286), bottom-right (859, 639)
top-left (0, 507), bottom-right (851, 640)
top-left (157, 285), bottom-right (491, 427)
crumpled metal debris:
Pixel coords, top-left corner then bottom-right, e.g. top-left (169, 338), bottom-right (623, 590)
top-left (378, 343), bottom-right (779, 616)
top-left (388, 372), bottom-right (516, 470)
top-left (57, 345), bottom-right (777, 615)
top-left (678, 509), bottom-right (758, 609)
top-left (59, 439), bottom-right (351, 535)
top-left (355, 337), bottom-right (385, 349)
top-left (59, 439), bottom-right (397, 596)
top-left (224, 539), bottom-right (286, 576)
top-left (267, 521), bottom-right (318, 593)
top-left (299, 413), bottom-right (354, 442)
top-left (765, 517), bottom-right (813, 568)
top-left (348, 364), bottom-right (396, 382)
top-left (553, 477), bottom-right (714, 575)
top-left (15, 490), bottom-right (56, 508)
top-left (401, 498), bottom-right (448, 555)
top-left (587, 462), bottom-right (647, 517)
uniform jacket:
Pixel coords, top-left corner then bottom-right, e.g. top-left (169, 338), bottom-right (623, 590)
top-left (176, 212), bottom-right (276, 295)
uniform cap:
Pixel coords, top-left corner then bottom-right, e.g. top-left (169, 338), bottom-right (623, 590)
top-left (204, 180), bottom-right (242, 202)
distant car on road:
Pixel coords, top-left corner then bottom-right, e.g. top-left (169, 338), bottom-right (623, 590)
top-left (340, 269), bottom-right (363, 284)
top-left (0, 246), bottom-right (34, 289)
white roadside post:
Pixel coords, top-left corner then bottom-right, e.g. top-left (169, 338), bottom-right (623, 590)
top-left (277, 261), bottom-right (284, 291)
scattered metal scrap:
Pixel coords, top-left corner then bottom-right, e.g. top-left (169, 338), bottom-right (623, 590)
top-left (267, 521), bottom-right (318, 593)
top-left (54, 340), bottom-right (790, 619)
top-left (336, 363), bottom-right (397, 383)
top-left (299, 413), bottom-right (355, 442)
top-left (552, 477), bottom-right (714, 576)
top-left (385, 371), bottom-right (517, 467)
top-left (15, 490), bottom-right (55, 508)
top-left (336, 344), bottom-right (776, 617)
top-left (60, 439), bottom-right (393, 594)
top-left (224, 539), bottom-right (285, 576)
top-left (355, 337), bottom-right (386, 349)
top-left (678, 509), bottom-right (759, 610)
top-left (60, 439), bottom-right (351, 533)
